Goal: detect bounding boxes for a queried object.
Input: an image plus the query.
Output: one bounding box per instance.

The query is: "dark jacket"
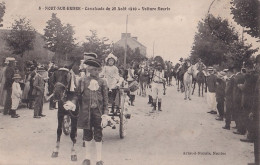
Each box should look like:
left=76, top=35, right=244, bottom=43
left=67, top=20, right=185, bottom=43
left=215, top=78, right=226, bottom=102
left=233, top=72, right=245, bottom=105
left=77, top=75, right=108, bottom=129
left=4, top=66, right=15, bottom=88
left=207, top=74, right=217, bottom=93
left=32, top=74, right=45, bottom=96
left=240, top=72, right=258, bottom=111
left=225, top=76, right=234, bottom=110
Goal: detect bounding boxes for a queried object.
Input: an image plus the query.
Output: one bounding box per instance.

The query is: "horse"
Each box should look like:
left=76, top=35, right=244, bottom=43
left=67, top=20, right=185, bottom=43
left=176, top=62, right=188, bottom=92
left=183, top=65, right=194, bottom=100
left=164, top=66, right=173, bottom=86
left=51, top=68, right=79, bottom=162
left=138, top=66, right=149, bottom=97
left=191, top=69, right=206, bottom=97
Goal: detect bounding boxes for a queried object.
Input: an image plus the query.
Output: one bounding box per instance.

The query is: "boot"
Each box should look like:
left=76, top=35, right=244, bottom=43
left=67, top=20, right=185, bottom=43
left=130, top=95, right=135, bottom=106
left=11, top=110, right=19, bottom=118
left=82, top=159, right=90, bottom=165
left=158, top=102, right=162, bottom=111
left=150, top=102, right=156, bottom=113
left=222, top=125, right=230, bottom=130
left=148, top=95, right=152, bottom=104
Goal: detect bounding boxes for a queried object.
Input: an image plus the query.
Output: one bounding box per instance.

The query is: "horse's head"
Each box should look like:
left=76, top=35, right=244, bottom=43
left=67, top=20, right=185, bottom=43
left=53, top=82, right=67, bottom=102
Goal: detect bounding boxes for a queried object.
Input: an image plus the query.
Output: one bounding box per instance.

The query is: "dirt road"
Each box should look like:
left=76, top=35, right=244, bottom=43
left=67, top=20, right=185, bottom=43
left=0, top=84, right=254, bottom=165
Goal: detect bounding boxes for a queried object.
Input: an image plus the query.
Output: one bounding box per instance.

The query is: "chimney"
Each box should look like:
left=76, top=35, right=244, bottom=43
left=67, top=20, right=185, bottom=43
left=132, top=37, right=138, bottom=40
left=121, top=33, right=131, bottom=39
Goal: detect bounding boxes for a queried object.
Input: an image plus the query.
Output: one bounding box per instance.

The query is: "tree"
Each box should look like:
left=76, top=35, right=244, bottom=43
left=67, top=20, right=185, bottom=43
left=224, top=40, right=258, bottom=69
left=43, top=13, right=76, bottom=62
left=4, top=17, right=36, bottom=57
left=82, top=30, right=111, bottom=60
left=114, top=46, right=147, bottom=68
left=231, top=0, right=260, bottom=38
left=190, top=14, right=257, bottom=68
left=0, top=2, right=5, bottom=27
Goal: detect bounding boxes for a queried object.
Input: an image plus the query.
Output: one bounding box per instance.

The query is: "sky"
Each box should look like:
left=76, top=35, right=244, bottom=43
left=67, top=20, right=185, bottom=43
left=2, top=0, right=259, bottom=64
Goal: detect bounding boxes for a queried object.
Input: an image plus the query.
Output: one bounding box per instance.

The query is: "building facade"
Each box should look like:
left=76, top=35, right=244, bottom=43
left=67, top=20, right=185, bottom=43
left=115, top=33, right=147, bottom=57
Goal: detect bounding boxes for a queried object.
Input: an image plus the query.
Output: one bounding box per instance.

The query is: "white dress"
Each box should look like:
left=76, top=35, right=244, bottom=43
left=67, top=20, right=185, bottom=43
left=11, top=82, right=22, bottom=110
left=101, top=65, right=120, bottom=90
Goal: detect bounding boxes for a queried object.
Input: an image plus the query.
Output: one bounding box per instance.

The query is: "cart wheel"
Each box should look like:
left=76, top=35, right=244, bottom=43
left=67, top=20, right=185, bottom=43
left=62, top=115, right=71, bottom=136
left=119, top=91, right=127, bottom=139
left=119, top=111, right=127, bottom=138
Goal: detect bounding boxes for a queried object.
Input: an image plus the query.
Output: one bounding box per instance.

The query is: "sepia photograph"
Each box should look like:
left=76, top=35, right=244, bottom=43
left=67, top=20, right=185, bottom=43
left=0, top=0, right=259, bottom=165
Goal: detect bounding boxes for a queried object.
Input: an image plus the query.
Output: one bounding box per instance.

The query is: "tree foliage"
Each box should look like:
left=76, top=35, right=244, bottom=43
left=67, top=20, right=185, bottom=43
left=113, top=46, right=147, bottom=68
left=231, top=0, right=260, bottom=38
left=82, top=30, right=111, bottom=60
left=190, top=14, right=257, bottom=69
left=4, top=17, right=36, bottom=57
left=0, top=2, right=5, bottom=27
left=43, top=13, right=76, bottom=61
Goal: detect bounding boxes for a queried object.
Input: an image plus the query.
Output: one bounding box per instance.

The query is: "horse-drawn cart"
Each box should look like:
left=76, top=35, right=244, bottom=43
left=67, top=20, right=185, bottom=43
left=62, top=86, right=131, bottom=139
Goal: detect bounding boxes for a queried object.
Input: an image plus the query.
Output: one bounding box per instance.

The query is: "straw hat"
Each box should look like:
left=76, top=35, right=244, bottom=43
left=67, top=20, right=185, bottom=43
left=13, top=74, right=21, bottom=79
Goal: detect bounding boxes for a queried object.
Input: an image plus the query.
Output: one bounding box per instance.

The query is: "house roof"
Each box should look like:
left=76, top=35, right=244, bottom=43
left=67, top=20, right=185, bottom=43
left=115, top=37, right=146, bottom=48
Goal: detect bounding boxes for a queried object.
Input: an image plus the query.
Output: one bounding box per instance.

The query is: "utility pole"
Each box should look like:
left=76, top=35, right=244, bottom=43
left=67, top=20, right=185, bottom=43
left=153, top=41, right=154, bottom=58
left=124, top=15, right=128, bottom=69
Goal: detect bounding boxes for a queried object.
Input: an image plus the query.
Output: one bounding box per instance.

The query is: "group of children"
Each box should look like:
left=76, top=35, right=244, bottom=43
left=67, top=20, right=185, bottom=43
left=78, top=52, right=130, bottom=165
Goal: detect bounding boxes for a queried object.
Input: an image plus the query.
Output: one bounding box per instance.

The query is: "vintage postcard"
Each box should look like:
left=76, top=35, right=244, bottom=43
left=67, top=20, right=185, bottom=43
left=0, top=0, right=259, bottom=165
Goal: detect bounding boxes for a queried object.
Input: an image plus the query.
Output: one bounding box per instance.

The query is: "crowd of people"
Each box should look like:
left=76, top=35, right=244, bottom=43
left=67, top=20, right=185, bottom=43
left=205, top=55, right=260, bottom=164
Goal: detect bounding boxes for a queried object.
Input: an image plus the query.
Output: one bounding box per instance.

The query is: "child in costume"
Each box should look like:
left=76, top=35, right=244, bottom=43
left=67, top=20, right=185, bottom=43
left=100, top=53, right=120, bottom=112
left=77, top=58, right=109, bottom=165
left=10, top=74, right=22, bottom=118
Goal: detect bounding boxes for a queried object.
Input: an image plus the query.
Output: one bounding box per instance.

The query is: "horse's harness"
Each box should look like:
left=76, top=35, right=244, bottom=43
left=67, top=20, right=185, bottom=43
left=54, top=82, right=79, bottom=118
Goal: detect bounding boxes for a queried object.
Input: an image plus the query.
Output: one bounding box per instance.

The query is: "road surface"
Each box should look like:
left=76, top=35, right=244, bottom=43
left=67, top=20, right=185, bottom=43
left=0, top=83, right=254, bottom=165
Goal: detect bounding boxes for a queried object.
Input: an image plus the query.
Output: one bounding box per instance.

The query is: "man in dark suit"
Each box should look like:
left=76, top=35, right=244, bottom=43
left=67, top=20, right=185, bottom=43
left=232, top=66, right=246, bottom=135
left=3, top=58, right=15, bottom=115
left=223, top=68, right=234, bottom=130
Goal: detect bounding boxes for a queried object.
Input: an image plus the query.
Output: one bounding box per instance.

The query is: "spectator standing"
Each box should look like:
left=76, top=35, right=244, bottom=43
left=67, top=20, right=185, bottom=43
left=206, top=67, right=217, bottom=114
left=232, top=66, right=246, bottom=135
left=3, top=58, right=16, bottom=115
left=222, top=68, right=235, bottom=130
left=239, top=69, right=258, bottom=142
left=251, top=55, right=260, bottom=164
left=32, top=66, right=46, bottom=118
left=0, top=58, right=9, bottom=107
left=10, top=74, right=22, bottom=118
left=215, top=71, right=226, bottom=121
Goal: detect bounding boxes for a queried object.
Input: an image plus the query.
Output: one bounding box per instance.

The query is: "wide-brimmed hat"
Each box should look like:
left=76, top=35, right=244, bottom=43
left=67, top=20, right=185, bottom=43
left=13, top=74, right=21, bottom=79
left=105, top=53, right=117, bottom=63
left=84, top=52, right=98, bottom=59
left=5, top=57, right=16, bottom=64
left=84, top=59, right=101, bottom=68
